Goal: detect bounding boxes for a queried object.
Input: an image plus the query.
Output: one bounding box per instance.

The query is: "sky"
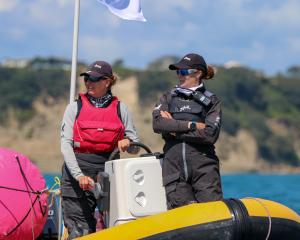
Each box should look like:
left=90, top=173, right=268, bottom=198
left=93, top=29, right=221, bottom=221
left=0, top=0, right=300, bottom=75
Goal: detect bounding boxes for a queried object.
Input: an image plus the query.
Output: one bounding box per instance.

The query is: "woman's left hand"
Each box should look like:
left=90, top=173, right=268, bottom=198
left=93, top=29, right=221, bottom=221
left=118, top=139, right=131, bottom=152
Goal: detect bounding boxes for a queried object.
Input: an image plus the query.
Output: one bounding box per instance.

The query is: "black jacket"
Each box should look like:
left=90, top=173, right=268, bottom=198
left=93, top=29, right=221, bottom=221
left=152, top=86, right=222, bottom=146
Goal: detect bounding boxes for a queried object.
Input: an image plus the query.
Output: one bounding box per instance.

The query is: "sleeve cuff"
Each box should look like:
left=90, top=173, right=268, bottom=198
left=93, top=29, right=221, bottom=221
left=75, top=173, right=84, bottom=181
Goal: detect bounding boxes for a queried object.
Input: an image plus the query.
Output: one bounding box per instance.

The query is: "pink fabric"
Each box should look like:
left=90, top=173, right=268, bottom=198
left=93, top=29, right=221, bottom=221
left=0, top=148, right=48, bottom=240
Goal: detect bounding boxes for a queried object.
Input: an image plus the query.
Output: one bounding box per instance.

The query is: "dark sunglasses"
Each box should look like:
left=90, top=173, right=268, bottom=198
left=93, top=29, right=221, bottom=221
left=84, top=75, right=108, bottom=82
left=176, top=69, right=198, bottom=76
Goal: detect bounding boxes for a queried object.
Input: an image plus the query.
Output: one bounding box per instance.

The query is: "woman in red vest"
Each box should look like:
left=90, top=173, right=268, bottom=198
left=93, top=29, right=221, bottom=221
left=60, top=60, right=139, bottom=239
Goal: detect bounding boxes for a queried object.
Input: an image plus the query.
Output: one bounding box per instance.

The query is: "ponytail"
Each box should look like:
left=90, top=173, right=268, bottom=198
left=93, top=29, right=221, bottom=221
left=203, top=65, right=215, bottom=80
left=107, top=74, right=118, bottom=88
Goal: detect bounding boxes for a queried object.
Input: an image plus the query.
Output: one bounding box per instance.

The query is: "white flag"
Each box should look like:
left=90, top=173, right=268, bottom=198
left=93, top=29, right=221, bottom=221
left=97, top=0, right=146, bottom=22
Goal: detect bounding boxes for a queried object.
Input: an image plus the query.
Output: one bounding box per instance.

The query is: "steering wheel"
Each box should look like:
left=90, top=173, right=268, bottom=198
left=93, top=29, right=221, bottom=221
left=108, top=142, right=153, bottom=161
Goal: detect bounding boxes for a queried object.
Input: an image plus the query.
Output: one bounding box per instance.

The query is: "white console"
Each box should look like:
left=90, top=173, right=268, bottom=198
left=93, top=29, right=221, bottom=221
left=105, top=156, right=167, bottom=227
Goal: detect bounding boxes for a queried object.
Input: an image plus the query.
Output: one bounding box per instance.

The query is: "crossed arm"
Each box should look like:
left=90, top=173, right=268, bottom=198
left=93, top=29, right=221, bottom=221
left=152, top=94, right=221, bottom=145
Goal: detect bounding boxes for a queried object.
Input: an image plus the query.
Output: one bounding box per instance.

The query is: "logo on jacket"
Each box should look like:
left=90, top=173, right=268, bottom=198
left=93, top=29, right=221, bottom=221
left=179, top=105, right=191, bottom=112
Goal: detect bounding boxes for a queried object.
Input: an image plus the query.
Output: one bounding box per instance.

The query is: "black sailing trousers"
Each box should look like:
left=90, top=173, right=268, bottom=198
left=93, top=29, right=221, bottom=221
left=61, top=153, right=107, bottom=239
left=162, top=142, right=223, bottom=209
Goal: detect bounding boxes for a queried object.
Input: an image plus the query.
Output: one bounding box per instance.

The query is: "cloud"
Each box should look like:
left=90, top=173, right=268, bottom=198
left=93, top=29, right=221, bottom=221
left=0, top=0, right=19, bottom=12
left=1, top=0, right=299, bottom=74
left=142, top=0, right=201, bottom=22
left=183, top=22, right=199, bottom=33
left=79, top=35, right=123, bottom=63
left=7, top=28, right=26, bottom=41
left=247, top=41, right=267, bottom=61
left=26, top=1, right=72, bottom=28
left=57, top=0, right=71, bottom=8
left=143, top=0, right=197, bottom=13
left=287, top=37, right=300, bottom=52
left=257, top=0, right=300, bottom=29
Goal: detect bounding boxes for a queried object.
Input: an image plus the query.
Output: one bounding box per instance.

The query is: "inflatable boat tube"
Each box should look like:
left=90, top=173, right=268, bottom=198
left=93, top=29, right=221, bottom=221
left=77, top=198, right=300, bottom=240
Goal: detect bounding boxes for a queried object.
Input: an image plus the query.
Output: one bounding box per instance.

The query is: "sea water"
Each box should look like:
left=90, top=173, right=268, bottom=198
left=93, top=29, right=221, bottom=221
left=45, top=173, right=300, bottom=214
left=222, top=173, right=300, bottom=214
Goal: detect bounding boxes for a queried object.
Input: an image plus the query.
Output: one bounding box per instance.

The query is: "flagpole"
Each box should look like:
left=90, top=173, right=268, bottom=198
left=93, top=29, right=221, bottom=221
left=69, top=0, right=80, bottom=103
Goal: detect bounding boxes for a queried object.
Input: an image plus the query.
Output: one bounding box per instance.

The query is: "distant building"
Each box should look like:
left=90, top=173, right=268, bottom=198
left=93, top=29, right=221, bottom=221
left=224, top=60, right=242, bottom=69
left=0, top=57, right=77, bottom=70
left=2, top=58, right=29, bottom=68
left=29, top=57, right=72, bottom=70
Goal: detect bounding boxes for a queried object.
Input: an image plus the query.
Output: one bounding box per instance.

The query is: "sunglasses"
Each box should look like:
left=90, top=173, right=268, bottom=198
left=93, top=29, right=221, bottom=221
left=176, top=69, right=198, bottom=76
left=84, top=75, right=108, bottom=82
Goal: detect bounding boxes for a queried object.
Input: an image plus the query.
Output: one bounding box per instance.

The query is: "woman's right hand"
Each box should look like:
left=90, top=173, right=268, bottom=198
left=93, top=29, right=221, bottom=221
left=78, top=176, right=95, bottom=190
left=160, top=111, right=173, bottom=119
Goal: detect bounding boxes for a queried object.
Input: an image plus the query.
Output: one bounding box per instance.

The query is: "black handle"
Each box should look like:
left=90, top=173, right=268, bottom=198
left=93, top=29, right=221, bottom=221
left=108, top=142, right=152, bottom=161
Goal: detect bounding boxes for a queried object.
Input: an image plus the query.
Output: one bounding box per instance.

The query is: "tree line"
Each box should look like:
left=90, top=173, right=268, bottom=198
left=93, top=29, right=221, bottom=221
left=0, top=57, right=299, bottom=166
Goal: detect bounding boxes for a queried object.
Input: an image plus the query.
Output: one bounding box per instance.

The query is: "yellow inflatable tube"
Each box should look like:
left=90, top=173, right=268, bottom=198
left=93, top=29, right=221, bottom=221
left=77, top=198, right=300, bottom=240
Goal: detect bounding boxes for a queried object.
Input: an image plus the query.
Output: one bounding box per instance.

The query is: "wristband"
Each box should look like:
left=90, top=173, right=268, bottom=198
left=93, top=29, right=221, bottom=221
left=189, top=121, right=197, bottom=131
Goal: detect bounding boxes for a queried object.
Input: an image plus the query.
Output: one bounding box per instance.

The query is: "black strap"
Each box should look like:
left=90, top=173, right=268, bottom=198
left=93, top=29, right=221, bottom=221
left=0, top=186, right=41, bottom=194
left=3, top=156, right=47, bottom=237
left=192, top=91, right=212, bottom=106
left=6, top=196, right=39, bottom=236
left=117, top=101, right=122, bottom=121
left=76, top=97, right=83, bottom=119
left=15, top=156, right=47, bottom=218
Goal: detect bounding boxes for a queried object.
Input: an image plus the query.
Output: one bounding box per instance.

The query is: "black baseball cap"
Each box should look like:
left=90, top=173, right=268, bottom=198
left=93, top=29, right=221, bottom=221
left=80, top=61, right=113, bottom=78
left=169, top=53, right=208, bottom=75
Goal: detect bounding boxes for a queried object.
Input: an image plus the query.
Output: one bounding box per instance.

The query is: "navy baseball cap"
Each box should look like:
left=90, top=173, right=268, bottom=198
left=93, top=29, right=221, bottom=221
left=80, top=61, right=113, bottom=78
left=169, top=53, right=208, bottom=76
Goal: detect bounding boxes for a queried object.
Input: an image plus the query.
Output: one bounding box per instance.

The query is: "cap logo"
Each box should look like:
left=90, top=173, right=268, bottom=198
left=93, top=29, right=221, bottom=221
left=94, top=64, right=102, bottom=69
left=183, top=57, right=191, bottom=61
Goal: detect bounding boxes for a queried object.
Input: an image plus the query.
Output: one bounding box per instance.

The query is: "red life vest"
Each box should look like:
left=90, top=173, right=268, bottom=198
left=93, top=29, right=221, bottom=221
left=73, top=93, right=125, bottom=153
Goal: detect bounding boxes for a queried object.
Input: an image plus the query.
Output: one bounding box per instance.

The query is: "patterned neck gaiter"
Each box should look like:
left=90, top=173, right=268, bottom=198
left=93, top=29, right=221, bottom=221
left=86, top=91, right=113, bottom=108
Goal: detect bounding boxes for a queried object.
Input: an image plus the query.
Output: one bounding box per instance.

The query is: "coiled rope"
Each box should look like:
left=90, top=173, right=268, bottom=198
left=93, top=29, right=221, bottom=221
left=47, top=176, right=61, bottom=208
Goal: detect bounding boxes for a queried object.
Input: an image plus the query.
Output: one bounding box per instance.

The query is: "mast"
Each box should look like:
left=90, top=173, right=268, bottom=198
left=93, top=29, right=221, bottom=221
left=69, top=0, right=80, bottom=103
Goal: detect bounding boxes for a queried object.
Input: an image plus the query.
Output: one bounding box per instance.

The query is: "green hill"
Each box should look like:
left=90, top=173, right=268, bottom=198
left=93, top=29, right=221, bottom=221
left=0, top=56, right=299, bottom=167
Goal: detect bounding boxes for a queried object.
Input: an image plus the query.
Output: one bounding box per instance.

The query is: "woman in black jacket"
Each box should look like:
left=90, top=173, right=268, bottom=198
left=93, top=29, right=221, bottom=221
left=152, top=53, right=223, bottom=209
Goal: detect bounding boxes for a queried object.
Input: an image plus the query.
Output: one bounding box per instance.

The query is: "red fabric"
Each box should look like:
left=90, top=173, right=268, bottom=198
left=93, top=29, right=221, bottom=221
left=0, top=148, right=48, bottom=240
left=73, top=93, right=125, bottom=153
